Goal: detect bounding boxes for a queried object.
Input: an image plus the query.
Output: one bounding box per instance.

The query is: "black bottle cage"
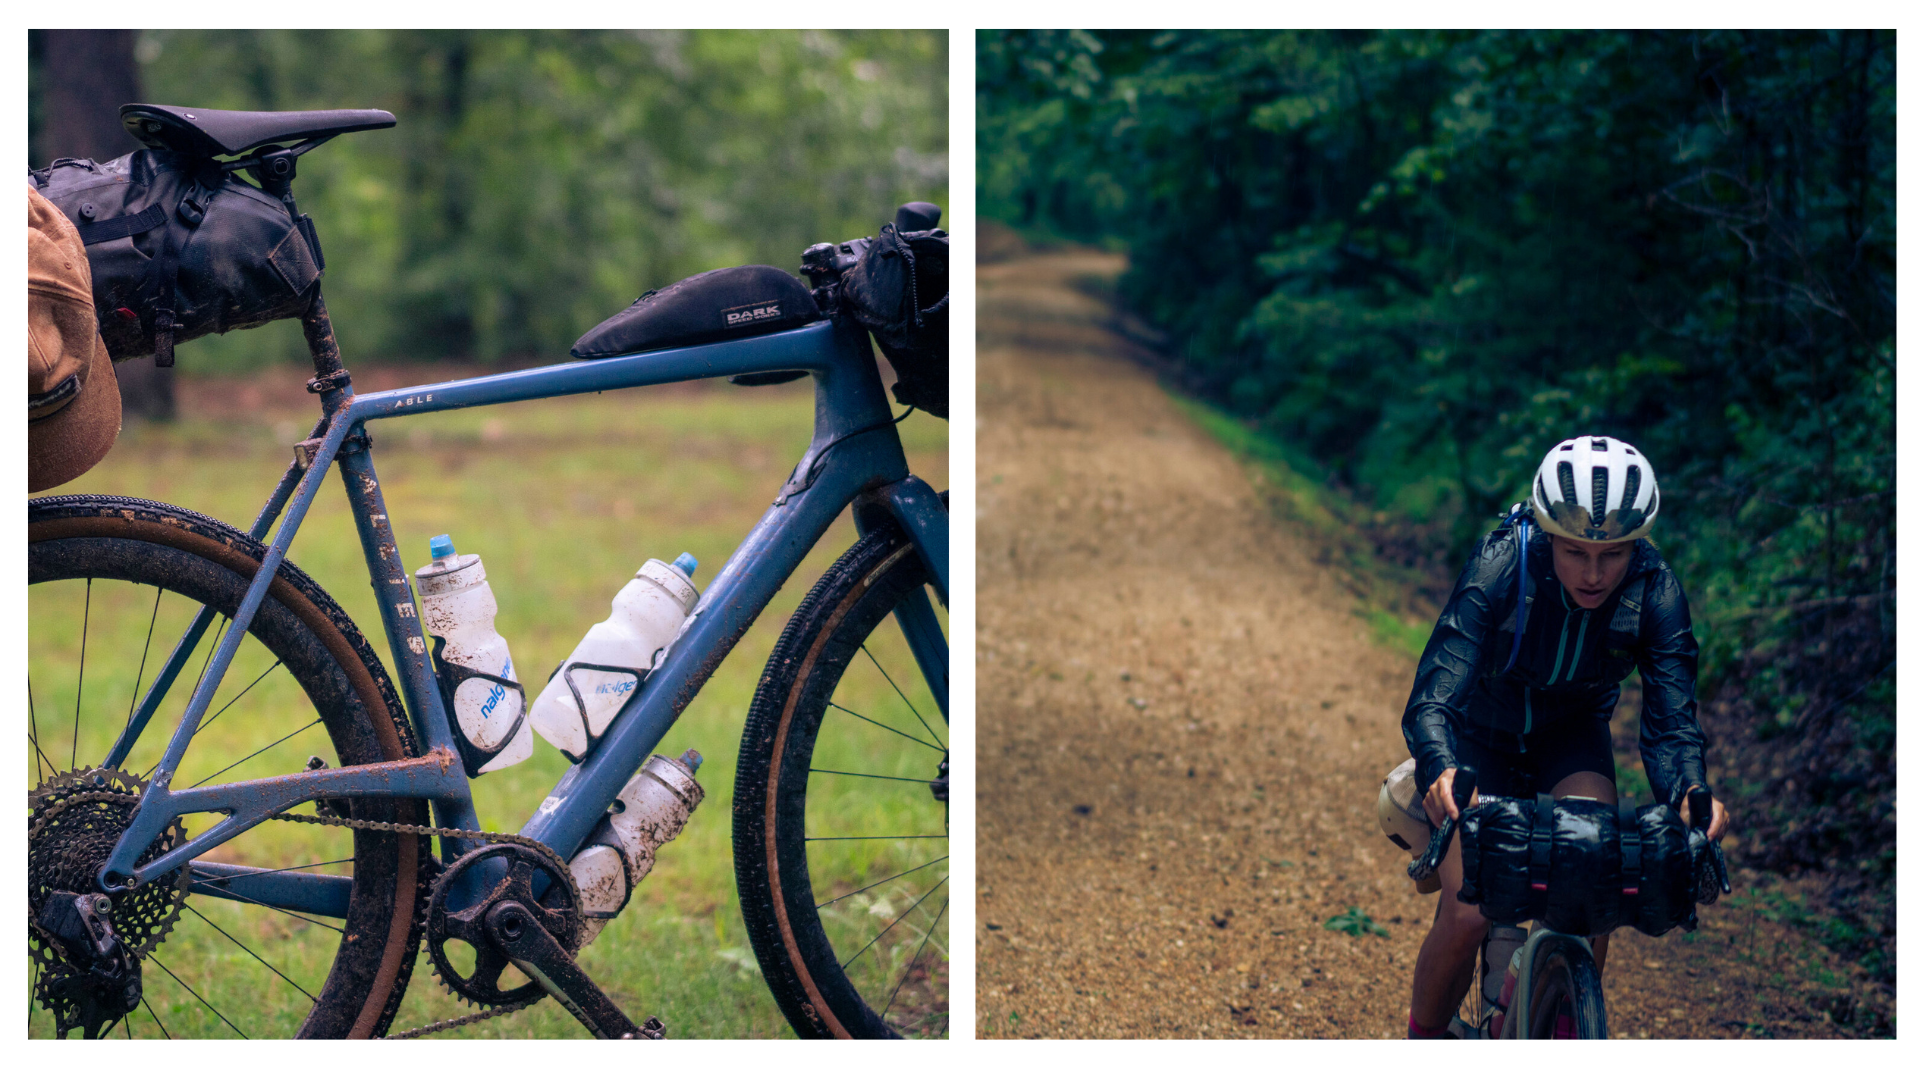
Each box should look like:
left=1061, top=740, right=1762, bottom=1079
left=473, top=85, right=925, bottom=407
left=430, top=637, right=529, bottom=778
left=550, top=660, right=651, bottom=765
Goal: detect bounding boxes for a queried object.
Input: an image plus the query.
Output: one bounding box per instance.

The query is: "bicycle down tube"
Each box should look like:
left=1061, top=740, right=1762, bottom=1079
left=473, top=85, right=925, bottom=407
left=97, top=313, right=946, bottom=901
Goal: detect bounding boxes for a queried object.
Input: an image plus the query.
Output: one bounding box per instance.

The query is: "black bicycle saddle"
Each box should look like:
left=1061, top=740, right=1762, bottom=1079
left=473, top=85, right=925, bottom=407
left=120, top=104, right=396, bottom=158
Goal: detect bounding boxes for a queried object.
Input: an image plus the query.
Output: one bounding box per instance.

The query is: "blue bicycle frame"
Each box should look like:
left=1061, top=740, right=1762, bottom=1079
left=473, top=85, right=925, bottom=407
left=95, top=302, right=948, bottom=919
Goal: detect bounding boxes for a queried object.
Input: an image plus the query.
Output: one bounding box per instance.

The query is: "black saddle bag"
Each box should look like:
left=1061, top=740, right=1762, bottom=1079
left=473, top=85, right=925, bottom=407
left=29, top=149, right=325, bottom=366
left=1458, top=794, right=1701, bottom=937
left=839, top=223, right=948, bottom=419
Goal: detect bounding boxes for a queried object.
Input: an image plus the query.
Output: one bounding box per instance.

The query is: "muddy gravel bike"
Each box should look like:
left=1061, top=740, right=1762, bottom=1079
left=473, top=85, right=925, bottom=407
left=1411, top=771, right=1728, bottom=1039
left=29, top=105, right=948, bottom=1040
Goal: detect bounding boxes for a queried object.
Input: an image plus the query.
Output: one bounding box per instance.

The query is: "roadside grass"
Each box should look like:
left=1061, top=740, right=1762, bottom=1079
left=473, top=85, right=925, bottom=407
left=28, top=368, right=946, bottom=1039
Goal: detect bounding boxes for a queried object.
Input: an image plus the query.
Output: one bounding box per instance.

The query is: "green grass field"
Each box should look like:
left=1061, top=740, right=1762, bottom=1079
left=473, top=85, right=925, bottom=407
left=28, top=368, right=947, bottom=1039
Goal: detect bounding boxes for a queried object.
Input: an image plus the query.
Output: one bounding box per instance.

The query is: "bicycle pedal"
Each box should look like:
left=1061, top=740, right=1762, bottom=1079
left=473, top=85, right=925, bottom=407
left=622, top=1016, right=666, bottom=1040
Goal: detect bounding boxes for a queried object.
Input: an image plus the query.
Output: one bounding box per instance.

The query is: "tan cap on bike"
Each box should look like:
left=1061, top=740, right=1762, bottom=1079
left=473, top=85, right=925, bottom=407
left=28, top=185, right=121, bottom=492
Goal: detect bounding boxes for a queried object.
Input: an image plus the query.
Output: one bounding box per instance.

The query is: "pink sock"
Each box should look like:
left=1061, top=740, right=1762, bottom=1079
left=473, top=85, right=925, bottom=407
left=1408, top=1014, right=1449, bottom=1039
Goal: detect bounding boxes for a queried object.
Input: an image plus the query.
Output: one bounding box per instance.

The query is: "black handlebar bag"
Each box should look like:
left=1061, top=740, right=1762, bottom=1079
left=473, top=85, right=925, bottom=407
left=29, top=149, right=324, bottom=366
left=840, top=223, right=948, bottom=419
left=1458, top=794, right=1699, bottom=937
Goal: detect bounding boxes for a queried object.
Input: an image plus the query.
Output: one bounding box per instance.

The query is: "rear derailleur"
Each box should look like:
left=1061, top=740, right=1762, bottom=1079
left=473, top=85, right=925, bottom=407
left=426, top=841, right=664, bottom=1039
left=35, top=891, right=143, bottom=1039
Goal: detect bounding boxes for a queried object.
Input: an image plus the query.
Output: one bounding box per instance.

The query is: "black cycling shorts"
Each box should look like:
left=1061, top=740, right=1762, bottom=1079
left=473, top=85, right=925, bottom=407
left=1455, top=720, right=1616, bottom=799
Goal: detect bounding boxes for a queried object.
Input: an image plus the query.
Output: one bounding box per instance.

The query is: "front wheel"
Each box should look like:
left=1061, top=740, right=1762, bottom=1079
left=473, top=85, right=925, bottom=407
left=1522, top=934, right=1608, bottom=1039
left=733, top=522, right=948, bottom=1038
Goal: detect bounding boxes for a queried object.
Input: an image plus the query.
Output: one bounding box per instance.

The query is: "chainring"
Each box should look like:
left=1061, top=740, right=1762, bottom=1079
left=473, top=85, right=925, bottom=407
left=425, top=841, right=583, bottom=1008
left=28, top=768, right=188, bottom=1032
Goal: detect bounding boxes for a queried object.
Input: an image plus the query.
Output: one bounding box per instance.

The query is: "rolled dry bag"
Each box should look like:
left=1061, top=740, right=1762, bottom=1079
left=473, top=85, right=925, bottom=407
left=29, top=149, right=324, bottom=366
left=839, top=223, right=948, bottom=418
left=1457, top=794, right=1698, bottom=938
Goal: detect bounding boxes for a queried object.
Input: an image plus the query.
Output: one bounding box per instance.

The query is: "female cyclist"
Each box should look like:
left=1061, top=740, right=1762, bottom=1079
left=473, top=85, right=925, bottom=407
left=1400, top=436, right=1730, bottom=1039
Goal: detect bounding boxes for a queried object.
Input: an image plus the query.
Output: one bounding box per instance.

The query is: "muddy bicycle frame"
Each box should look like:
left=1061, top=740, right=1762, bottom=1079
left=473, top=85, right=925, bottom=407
left=94, top=297, right=949, bottom=916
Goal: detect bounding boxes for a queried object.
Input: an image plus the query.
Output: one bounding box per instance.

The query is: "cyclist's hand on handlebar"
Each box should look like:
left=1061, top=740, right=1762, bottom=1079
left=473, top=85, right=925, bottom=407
left=1680, top=787, right=1731, bottom=842
left=1423, top=767, right=1477, bottom=828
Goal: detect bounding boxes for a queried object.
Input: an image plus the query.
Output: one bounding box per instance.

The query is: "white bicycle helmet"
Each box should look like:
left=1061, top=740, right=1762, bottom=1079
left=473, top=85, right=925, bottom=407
left=1529, top=435, right=1660, bottom=543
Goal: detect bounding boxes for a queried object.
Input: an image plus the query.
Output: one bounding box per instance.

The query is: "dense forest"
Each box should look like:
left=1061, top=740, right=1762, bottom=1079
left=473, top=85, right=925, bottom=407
left=981, top=29, right=1894, bottom=993
left=29, top=29, right=948, bottom=369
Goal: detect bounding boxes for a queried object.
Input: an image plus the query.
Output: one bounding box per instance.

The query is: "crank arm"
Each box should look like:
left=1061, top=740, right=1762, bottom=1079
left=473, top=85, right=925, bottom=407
left=484, top=901, right=663, bottom=1040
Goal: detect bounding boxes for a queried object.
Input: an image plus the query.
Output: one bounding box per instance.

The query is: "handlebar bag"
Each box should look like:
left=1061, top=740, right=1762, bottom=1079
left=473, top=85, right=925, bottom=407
left=570, top=264, right=821, bottom=360
left=29, top=149, right=325, bottom=367
left=1458, top=794, right=1698, bottom=937
left=839, top=224, right=948, bottom=419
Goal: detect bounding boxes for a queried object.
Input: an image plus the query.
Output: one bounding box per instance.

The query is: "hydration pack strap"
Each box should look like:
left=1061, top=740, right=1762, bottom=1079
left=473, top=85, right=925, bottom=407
left=1529, top=793, right=1554, bottom=894
left=1617, top=800, right=1642, bottom=904
left=1498, top=504, right=1536, bottom=676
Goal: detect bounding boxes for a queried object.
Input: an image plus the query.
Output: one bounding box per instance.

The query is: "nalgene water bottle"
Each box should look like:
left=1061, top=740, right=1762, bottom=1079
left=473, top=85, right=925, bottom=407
left=527, top=553, right=700, bottom=761
left=570, top=749, right=705, bottom=947
left=414, top=534, right=531, bottom=777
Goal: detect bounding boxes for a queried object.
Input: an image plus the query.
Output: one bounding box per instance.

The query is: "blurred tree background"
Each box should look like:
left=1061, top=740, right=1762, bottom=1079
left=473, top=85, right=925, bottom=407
left=29, top=29, right=948, bottom=371
left=981, top=29, right=1894, bottom=1000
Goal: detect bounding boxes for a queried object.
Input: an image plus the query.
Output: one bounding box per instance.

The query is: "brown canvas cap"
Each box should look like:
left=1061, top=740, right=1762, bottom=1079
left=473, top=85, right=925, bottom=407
left=29, top=184, right=121, bottom=492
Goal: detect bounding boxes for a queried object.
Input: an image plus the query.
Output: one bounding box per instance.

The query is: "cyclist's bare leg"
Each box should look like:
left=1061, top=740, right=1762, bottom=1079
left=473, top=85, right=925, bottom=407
left=1408, top=825, right=1488, bottom=1031
left=1551, top=770, right=1617, bottom=974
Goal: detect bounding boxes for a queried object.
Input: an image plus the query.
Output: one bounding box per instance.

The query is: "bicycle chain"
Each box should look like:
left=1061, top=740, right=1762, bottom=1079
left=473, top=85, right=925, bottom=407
left=28, top=776, right=569, bottom=1040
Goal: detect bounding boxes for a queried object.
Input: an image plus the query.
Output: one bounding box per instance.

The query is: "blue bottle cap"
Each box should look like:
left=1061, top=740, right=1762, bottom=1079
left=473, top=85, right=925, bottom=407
left=429, top=534, right=456, bottom=559
left=672, top=552, right=698, bottom=578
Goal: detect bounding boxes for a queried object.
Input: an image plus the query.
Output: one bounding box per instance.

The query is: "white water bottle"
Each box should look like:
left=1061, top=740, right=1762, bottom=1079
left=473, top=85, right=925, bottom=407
left=570, top=748, right=705, bottom=948
left=414, top=534, right=531, bottom=776
left=527, top=553, right=700, bottom=761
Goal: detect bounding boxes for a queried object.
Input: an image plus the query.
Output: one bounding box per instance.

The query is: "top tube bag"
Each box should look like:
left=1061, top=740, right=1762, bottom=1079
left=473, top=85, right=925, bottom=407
left=29, top=149, right=324, bottom=367
left=839, top=223, right=948, bottom=419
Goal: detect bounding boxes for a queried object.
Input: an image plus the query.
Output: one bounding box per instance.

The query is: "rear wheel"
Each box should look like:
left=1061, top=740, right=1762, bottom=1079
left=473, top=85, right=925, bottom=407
left=733, top=523, right=948, bottom=1038
left=28, top=496, right=426, bottom=1038
left=1523, top=934, right=1607, bottom=1039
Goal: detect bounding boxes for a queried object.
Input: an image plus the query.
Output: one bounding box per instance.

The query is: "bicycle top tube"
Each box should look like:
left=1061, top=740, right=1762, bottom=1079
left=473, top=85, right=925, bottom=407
left=343, top=319, right=872, bottom=428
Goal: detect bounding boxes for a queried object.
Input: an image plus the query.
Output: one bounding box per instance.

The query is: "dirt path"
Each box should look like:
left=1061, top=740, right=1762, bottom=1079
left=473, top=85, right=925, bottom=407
left=974, top=247, right=1871, bottom=1039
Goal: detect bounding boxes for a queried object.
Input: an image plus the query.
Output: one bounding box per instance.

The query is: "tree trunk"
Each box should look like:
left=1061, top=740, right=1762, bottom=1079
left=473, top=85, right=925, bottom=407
left=40, top=29, right=175, bottom=421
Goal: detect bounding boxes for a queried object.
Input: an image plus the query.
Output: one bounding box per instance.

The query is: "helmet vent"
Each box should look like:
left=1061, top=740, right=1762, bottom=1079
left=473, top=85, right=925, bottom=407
left=1590, top=466, right=1609, bottom=524
left=1537, top=476, right=1550, bottom=508
left=1556, top=461, right=1577, bottom=505
left=1624, top=446, right=1637, bottom=456
left=1591, top=437, right=1609, bottom=452
left=1620, top=465, right=1642, bottom=510
left=1561, top=442, right=1575, bottom=451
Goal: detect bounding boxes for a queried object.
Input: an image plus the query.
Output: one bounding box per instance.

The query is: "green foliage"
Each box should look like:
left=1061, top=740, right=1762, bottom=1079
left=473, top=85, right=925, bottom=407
left=1323, top=906, right=1389, bottom=938
left=67, top=30, right=947, bottom=369
left=982, top=31, right=1894, bottom=887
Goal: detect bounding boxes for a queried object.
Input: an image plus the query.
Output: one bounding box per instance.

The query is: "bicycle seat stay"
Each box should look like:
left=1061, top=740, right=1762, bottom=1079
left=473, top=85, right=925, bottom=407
left=120, top=103, right=396, bottom=158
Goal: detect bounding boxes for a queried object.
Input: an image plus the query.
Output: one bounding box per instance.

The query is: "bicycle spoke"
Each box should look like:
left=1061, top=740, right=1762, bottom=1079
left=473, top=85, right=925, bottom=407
left=147, top=953, right=249, bottom=1038
left=817, top=853, right=952, bottom=903
left=809, top=767, right=936, bottom=784
left=839, top=874, right=947, bottom=970
left=141, top=616, right=227, bottom=782
left=143, top=996, right=172, bottom=1039
left=197, top=857, right=354, bottom=883
left=73, top=577, right=90, bottom=770
left=193, top=715, right=323, bottom=788
left=827, top=700, right=943, bottom=752
left=120, top=587, right=165, bottom=747
left=808, top=833, right=946, bottom=841
left=184, top=905, right=317, bottom=1002
left=861, top=643, right=943, bottom=749
left=29, top=683, right=56, bottom=781
left=881, top=894, right=948, bottom=1022
left=193, top=659, right=284, bottom=739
